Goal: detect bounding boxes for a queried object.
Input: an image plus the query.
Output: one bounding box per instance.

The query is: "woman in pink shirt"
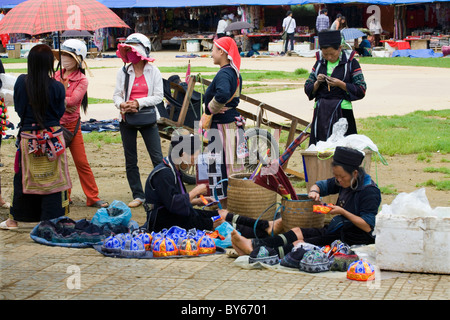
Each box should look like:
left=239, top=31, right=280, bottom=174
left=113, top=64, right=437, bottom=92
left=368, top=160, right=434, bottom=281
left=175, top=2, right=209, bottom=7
left=53, top=39, right=108, bottom=208
left=113, top=33, right=164, bottom=208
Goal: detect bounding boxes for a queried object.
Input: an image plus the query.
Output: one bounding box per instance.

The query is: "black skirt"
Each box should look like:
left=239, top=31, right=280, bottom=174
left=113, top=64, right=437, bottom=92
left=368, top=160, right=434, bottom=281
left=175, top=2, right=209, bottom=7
left=10, top=170, right=69, bottom=222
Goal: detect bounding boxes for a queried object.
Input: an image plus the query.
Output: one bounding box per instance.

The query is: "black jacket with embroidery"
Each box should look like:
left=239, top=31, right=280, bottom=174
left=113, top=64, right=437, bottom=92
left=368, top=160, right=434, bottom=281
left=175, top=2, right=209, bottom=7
left=304, top=50, right=367, bottom=103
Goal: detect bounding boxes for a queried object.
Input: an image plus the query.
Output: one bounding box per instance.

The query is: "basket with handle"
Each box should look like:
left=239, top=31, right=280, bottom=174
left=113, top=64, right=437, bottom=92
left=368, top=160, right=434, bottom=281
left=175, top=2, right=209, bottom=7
left=281, top=194, right=325, bottom=232
left=227, top=173, right=278, bottom=220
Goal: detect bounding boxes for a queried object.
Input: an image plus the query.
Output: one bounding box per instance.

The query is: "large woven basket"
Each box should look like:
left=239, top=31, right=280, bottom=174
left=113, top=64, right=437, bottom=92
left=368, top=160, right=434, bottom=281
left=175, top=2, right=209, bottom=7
left=281, top=194, right=325, bottom=232
left=227, top=173, right=278, bottom=220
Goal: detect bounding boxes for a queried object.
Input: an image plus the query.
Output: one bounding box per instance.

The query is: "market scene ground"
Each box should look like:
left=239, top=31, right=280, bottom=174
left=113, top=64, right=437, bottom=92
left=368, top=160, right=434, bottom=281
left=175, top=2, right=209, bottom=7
left=0, top=50, right=449, bottom=303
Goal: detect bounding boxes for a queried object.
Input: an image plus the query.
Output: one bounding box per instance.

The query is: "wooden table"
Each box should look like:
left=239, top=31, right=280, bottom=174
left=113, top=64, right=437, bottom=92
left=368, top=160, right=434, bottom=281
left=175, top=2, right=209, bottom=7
left=404, top=37, right=430, bottom=50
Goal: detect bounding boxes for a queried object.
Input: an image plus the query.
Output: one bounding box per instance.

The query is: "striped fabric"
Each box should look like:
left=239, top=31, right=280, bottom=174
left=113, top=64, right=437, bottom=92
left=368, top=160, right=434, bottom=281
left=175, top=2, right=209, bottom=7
left=0, top=0, right=129, bottom=35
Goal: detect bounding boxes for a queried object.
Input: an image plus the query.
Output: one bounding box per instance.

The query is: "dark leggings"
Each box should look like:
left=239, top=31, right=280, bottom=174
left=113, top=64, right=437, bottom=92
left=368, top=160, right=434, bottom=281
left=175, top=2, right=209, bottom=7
left=225, top=213, right=270, bottom=239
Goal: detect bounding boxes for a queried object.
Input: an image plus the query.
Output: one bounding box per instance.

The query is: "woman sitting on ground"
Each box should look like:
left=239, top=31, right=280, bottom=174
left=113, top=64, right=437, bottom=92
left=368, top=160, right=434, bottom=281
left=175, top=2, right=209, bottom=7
left=143, top=130, right=282, bottom=236
left=231, top=146, right=381, bottom=257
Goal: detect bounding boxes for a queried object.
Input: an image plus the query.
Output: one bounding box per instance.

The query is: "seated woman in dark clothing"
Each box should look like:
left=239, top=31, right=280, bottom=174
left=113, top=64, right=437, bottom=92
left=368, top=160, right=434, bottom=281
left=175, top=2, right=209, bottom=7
left=143, top=130, right=281, bottom=235
left=230, top=146, right=381, bottom=257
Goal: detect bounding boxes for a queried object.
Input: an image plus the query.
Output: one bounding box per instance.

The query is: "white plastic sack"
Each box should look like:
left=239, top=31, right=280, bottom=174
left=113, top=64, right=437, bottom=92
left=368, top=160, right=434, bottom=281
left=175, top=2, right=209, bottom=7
left=306, top=117, right=379, bottom=154
left=0, top=74, right=18, bottom=106
left=0, top=73, right=17, bottom=91
left=307, top=118, right=348, bottom=152
left=380, top=188, right=433, bottom=218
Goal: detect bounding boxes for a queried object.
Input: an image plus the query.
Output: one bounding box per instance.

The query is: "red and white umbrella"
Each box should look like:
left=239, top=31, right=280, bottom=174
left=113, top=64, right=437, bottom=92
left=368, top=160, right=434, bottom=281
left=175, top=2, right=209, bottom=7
left=0, top=0, right=129, bottom=35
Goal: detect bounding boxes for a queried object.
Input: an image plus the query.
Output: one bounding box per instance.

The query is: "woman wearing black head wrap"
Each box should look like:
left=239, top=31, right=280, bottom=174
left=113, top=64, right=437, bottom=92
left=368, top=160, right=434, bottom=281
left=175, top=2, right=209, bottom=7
left=304, top=30, right=367, bottom=146
left=231, top=147, right=381, bottom=257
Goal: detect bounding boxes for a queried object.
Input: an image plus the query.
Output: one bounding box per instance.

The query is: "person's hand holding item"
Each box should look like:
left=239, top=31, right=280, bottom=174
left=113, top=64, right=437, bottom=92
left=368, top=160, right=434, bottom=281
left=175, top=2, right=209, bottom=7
left=189, top=184, right=208, bottom=202
left=308, top=186, right=321, bottom=201
left=326, top=76, right=347, bottom=91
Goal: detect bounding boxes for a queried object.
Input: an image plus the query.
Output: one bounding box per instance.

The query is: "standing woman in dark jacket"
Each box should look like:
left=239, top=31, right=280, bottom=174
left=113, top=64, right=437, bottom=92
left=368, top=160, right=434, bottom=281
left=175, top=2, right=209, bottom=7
left=0, top=44, right=70, bottom=230
left=201, top=36, right=245, bottom=202
left=304, top=30, right=367, bottom=145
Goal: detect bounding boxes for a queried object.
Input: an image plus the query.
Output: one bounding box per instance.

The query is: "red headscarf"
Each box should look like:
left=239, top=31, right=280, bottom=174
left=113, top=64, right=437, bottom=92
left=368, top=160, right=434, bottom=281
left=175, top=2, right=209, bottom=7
left=213, top=36, right=241, bottom=76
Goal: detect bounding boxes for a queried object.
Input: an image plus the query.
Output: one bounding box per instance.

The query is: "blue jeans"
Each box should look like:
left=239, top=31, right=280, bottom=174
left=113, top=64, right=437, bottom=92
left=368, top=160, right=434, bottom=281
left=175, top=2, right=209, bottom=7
left=120, top=121, right=163, bottom=200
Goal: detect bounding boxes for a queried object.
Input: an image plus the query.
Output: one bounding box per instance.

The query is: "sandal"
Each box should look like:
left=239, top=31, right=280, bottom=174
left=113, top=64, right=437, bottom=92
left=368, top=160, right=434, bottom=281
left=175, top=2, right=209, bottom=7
left=128, top=199, right=143, bottom=208
left=89, top=200, right=109, bottom=208
left=0, top=202, right=11, bottom=209
left=0, top=220, right=18, bottom=230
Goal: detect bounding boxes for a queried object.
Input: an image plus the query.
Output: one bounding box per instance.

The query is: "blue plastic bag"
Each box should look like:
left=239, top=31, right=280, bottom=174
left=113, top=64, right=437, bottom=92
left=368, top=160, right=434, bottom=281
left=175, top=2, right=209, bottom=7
left=213, top=221, right=240, bottom=248
left=91, top=200, right=132, bottom=227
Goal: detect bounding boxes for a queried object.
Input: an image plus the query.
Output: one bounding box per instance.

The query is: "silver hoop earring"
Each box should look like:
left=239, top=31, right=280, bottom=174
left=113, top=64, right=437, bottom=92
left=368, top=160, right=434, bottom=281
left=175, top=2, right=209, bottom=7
left=350, top=177, right=358, bottom=190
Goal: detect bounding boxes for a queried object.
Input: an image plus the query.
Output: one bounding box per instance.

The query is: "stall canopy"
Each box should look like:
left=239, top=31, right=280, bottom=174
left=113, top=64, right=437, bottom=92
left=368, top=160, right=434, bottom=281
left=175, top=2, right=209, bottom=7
left=1, top=0, right=449, bottom=8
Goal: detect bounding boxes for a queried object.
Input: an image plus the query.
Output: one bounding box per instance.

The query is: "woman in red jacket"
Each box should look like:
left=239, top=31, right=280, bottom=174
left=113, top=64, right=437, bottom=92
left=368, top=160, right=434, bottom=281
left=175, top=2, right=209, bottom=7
left=53, top=39, right=108, bottom=208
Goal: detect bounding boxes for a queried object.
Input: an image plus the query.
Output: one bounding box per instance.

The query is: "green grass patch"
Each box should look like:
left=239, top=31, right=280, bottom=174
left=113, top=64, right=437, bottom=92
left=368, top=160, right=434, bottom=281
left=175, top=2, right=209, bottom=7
left=357, top=109, right=450, bottom=156
left=416, top=179, right=450, bottom=191
left=3, top=68, right=27, bottom=74
left=424, top=167, right=450, bottom=175
left=1, top=58, right=26, bottom=64
left=82, top=131, right=122, bottom=145
left=160, top=65, right=309, bottom=82
left=358, top=57, right=450, bottom=68
left=379, top=184, right=398, bottom=195
left=88, top=97, right=114, bottom=104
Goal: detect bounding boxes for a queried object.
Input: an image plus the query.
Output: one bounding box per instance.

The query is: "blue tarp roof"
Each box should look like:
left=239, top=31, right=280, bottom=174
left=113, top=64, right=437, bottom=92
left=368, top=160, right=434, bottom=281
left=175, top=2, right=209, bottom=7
left=102, top=0, right=450, bottom=7
left=1, top=0, right=449, bottom=9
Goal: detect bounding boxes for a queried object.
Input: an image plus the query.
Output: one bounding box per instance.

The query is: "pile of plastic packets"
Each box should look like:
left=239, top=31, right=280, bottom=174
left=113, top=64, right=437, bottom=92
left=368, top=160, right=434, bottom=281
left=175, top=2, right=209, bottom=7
left=100, top=226, right=221, bottom=258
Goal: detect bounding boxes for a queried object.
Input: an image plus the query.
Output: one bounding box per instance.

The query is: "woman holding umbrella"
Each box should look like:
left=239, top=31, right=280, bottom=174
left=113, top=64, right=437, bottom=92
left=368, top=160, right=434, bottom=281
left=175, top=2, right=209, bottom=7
left=53, top=39, right=109, bottom=208
left=1, top=44, right=69, bottom=230
left=230, top=147, right=381, bottom=257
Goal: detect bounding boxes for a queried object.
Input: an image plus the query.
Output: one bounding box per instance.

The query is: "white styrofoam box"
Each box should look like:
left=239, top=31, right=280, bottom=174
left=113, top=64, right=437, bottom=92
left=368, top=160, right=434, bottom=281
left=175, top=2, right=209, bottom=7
left=186, top=40, right=200, bottom=52
left=372, top=50, right=391, bottom=58
left=294, top=43, right=310, bottom=51
left=268, top=42, right=283, bottom=52
left=375, top=213, right=450, bottom=274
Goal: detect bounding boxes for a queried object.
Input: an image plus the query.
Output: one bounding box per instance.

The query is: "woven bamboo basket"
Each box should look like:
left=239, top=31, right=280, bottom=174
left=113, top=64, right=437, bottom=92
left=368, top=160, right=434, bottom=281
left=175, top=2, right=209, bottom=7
left=227, top=173, right=278, bottom=220
left=281, top=194, right=324, bottom=232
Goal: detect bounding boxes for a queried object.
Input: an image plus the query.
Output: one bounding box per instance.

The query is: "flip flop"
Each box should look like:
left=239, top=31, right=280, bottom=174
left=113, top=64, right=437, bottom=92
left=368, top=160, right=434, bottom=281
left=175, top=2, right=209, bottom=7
left=0, top=202, right=11, bottom=209
left=89, top=200, right=109, bottom=208
left=128, top=199, right=143, bottom=208
left=0, top=220, right=18, bottom=230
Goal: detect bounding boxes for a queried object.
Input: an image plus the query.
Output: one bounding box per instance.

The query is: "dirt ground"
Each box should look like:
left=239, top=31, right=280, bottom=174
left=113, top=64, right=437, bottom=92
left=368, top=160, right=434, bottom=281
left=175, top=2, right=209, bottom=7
left=1, top=51, right=449, bottom=225
left=1, top=135, right=448, bottom=226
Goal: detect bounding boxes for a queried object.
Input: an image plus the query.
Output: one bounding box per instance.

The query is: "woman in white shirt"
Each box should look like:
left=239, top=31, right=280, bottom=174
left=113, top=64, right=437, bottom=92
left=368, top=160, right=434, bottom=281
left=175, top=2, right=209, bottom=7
left=113, top=33, right=164, bottom=208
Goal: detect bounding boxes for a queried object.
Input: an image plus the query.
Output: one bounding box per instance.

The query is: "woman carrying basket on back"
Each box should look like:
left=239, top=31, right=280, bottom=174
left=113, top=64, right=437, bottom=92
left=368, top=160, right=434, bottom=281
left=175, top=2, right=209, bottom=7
left=1, top=44, right=70, bottom=230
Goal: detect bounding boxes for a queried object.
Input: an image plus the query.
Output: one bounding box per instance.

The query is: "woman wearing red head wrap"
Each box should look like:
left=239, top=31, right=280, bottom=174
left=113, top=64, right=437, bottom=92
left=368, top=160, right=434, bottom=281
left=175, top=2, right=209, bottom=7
left=202, top=37, right=246, bottom=202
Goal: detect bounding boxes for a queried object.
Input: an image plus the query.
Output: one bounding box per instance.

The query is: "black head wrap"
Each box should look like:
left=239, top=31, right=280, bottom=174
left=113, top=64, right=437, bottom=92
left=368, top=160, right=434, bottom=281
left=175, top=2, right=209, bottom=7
left=318, top=30, right=342, bottom=48
left=333, top=146, right=364, bottom=169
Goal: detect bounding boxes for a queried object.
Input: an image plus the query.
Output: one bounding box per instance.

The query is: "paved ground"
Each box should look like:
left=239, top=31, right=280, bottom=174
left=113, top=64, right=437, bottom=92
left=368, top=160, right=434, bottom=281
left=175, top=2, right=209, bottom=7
left=1, top=226, right=448, bottom=305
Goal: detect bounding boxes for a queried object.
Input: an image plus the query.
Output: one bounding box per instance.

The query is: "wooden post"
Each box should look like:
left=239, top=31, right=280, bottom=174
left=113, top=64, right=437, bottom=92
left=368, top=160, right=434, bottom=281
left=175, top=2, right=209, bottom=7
left=176, top=75, right=196, bottom=128
left=282, top=118, right=298, bottom=169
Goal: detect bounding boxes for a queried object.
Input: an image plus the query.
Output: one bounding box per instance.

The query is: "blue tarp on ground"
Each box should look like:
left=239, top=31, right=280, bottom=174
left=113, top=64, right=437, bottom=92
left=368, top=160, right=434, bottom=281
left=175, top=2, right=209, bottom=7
left=392, top=48, right=444, bottom=58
